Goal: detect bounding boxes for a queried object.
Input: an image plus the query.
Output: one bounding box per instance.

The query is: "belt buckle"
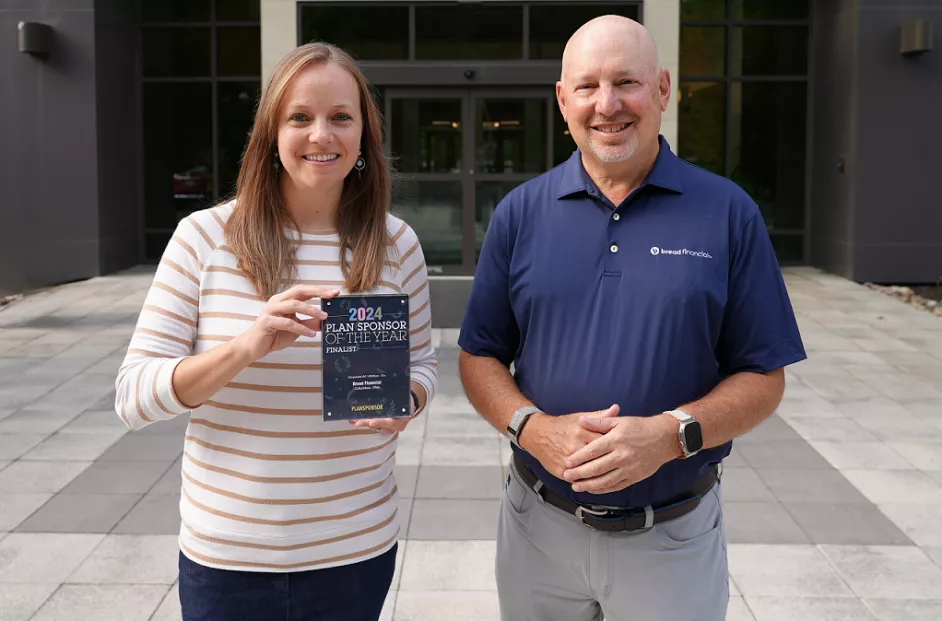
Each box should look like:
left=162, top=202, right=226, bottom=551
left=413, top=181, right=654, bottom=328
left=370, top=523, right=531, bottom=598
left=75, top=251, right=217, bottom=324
left=574, top=505, right=613, bottom=527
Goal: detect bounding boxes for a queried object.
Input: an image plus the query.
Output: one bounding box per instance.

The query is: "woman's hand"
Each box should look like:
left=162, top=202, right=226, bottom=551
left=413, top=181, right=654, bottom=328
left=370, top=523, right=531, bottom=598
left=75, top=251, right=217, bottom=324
left=231, top=285, right=339, bottom=362
left=351, top=387, right=423, bottom=435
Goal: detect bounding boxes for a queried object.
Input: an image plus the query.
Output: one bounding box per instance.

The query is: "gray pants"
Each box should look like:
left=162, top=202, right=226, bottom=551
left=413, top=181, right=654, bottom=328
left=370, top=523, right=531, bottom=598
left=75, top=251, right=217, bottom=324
left=496, top=459, right=729, bottom=621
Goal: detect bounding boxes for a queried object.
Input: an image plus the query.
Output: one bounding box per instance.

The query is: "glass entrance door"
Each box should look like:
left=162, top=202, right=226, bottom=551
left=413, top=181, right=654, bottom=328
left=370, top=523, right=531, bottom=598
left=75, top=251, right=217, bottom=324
left=385, top=88, right=554, bottom=274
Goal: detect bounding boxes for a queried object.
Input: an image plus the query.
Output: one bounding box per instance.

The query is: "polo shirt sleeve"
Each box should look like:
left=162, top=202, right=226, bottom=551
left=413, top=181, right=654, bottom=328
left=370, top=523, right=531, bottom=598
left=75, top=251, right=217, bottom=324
left=457, top=195, right=520, bottom=367
left=717, top=198, right=807, bottom=376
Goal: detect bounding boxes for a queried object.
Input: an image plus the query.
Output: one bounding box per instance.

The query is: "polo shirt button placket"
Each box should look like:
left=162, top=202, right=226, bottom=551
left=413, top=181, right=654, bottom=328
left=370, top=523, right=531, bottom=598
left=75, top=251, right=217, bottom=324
left=610, top=243, right=619, bottom=253
left=612, top=213, right=620, bottom=221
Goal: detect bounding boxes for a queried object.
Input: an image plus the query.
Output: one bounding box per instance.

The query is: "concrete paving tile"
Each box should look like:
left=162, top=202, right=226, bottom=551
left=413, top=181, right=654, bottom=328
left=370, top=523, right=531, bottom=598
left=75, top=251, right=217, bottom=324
left=30, top=584, right=169, bottom=621
left=21, top=430, right=125, bottom=461
left=727, top=544, right=855, bottom=598
left=0, top=461, right=91, bottom=493
left=66, top=535, right=179, bottom=585
left=782, top=502, right=911, bottom=546
left=0, top=584, right=59, bottom=621
left=399, top=541, right=497, bottom=591
left=407, top=500, right=499, bottom=540
left=785, top=416, right=879, bottom=442
left=136, top=414, right=190, bottom=436
left=59, top=460, right=172, bottom=495
left=864, top=599, right=942, bottom=620
left=737, top=441, right=832, bottom=470
left=887, top=441, right=942, bottom=471
left=415, top=465, right=503, bottom=499
left=394, top=591, right=499, bottom=621
left=0, top=533, right=104, bottom=583
left=808, top=441, right=913, bottom=471
left=16, top=493, right=141, bottom=534
left=423, top=393, right=478, bottom=415
left=394, top=465, right=418, bottom=499
left=877, top=504, right=942, bottom=547
left=820, top=545, right=942, bottom=600
left=724, top=446, right=749, bottom=468
left=57, top=410, right=127, bottom=435
left=744, top=596, right=876, bottom=620
left=803, top=375, right=881, bottom=401
left=150, top=458, right=183, bottom=495
left=112, top=494, right=181, bottom=535
left=425, top=413, right=498, bottom=438
left=755, top=469, right=869, bottom=504
left=0, top=461, right=9, bottom=473
left=841, top=470, right=942, bottom=505
left=741, top=415, right=802, bottom=442
left=0, top=409, right=79, bottom=435
left=0, top=494, right=53, bottom=531
left=420, top=437, right=501, bottom=466
left=924, top=547, right=942, bottom=570
left=0, top=434, right=48, bottom=460
left=149, top=583, right=180, bottom=621
left=727, top=596, right=757, bottom=620
left=380, top=591, right=394, bottom=621
left=398, top=497, right=413, bottom=536
left=723, top=502, right=810, bottom=544
left=395, top=434, right=423, bottom=466
left=98, top=434, right=183, bottom=462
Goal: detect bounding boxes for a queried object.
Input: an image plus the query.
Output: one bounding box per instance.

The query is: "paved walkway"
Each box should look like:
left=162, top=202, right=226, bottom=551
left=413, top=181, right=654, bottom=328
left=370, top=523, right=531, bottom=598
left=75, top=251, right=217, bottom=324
left=1, top=266, right=941, bottom=620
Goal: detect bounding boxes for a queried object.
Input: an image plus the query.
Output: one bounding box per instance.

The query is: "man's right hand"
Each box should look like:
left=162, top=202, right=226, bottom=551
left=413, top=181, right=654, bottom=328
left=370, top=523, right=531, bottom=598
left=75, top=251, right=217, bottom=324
left=519, top=405, right=620, bottom=480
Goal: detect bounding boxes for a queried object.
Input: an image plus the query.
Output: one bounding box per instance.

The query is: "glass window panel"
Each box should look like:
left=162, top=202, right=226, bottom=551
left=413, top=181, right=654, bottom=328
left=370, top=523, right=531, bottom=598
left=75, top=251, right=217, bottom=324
left=678, top=82, right=725, bottom=175
left=553, top=106, right=576, bottom=167
left=416, top=5, right=523, bottom=60
left=731, top=26, right=808, bottom=76
left=143, top=83, right=214, bottom=231
left=529, top=3, right=640, bottom=60
left=680, top=27, right=725, bottom=76
left=681, top=0, right=725, bottom=20
left=476, top=99, right=546, bottom=174
left=218, top=82, right=260, bottom=199
left=391, top=99, right=463, bottom=173
left=299, top=6, right=408, bottom=60
left=143, top=27, right=211, bottom=77
left=217, top=27, right=261, bottom=76
left=771, top=234, right=804, bottom=263
left=391, top=182, right=463, bottom=266
left=476, top=181, right=522, bottom=261
left=729, top=82, right=806, bottom=232
left=143, top=0, right=210, bottom=22
left=731, top=0, right=809, bottom=20
left=216, top=0, right=260, bottom=21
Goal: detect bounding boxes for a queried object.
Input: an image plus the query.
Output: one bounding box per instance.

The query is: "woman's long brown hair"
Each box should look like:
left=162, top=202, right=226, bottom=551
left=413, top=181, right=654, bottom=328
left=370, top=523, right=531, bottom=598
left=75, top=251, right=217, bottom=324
left=225, top=42, right=391, bottom=299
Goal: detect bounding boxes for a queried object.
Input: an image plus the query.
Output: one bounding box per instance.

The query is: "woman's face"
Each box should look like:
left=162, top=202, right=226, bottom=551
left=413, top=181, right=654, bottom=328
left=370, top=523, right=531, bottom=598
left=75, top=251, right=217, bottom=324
left=276, top=62, right=363, bottom=193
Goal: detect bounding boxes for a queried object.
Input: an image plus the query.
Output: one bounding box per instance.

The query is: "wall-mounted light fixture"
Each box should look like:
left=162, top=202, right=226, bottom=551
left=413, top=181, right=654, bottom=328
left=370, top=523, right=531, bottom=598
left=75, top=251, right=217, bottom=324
left=17, top=22, right=53, bottom=57
left=900, top=19, right=933, bottom=56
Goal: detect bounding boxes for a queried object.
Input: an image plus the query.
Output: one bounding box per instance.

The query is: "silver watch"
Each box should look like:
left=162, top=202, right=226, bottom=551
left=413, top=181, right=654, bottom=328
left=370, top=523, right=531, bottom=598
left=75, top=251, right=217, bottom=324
left=507, top=405, right=542, bottom=448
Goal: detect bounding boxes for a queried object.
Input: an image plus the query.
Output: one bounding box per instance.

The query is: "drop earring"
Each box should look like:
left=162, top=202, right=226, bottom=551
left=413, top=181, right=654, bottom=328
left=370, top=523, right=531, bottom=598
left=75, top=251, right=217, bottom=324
left=354, top=155, right=366, bottom=177
left=273, top=151, right=281, bottom=171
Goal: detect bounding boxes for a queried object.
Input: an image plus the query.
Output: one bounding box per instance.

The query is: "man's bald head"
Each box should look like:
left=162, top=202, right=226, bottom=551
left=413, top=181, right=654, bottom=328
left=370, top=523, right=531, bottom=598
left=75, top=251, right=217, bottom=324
left=561, top=16, right=661, bottom=84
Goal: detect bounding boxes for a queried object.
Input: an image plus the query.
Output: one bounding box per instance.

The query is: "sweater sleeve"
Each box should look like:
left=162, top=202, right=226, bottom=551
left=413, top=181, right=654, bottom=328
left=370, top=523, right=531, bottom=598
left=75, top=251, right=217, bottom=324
left=397, top=225, right=439, bottom=410
left=114, top=214, right=211, bottom=429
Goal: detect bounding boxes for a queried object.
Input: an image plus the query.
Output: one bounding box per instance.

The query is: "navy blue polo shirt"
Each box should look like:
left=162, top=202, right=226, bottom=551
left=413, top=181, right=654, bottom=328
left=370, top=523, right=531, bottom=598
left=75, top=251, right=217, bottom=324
left=458, top=136, right=806, bottom=508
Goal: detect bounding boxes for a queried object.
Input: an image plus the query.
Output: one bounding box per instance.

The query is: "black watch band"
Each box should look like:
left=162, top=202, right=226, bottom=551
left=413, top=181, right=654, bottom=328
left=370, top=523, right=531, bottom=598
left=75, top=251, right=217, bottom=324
left=410, top=389, right=421, bottom=415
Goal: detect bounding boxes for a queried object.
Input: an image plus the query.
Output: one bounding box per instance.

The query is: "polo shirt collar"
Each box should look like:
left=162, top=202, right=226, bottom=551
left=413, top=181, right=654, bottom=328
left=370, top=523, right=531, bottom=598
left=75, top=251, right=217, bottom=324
left=557, top=134, right=684, bottom=199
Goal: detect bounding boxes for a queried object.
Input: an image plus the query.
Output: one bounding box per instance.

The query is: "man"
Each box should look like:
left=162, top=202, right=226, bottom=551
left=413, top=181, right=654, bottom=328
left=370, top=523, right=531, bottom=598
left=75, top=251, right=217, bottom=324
left=457, top=15, right=806, bottom=621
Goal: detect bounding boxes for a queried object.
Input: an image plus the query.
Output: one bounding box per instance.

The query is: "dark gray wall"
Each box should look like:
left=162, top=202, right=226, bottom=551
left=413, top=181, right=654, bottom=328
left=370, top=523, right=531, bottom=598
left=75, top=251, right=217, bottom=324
left=810, top=0, right=858, bottom=279
left=0, top=0, right=140, bottom=296
left=852, top=0, right=942, bottom=283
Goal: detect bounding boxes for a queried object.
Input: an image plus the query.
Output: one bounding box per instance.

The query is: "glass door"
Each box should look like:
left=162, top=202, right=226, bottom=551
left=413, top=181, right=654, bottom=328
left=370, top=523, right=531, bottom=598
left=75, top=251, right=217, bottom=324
left=385, top=88, right=554, bottom=274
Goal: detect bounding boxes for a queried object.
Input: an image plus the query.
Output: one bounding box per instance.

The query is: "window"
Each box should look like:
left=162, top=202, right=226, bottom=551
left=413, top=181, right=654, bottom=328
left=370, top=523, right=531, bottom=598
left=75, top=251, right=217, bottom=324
left=142, top=0, right=260, bottom=260
left=299, top=5, right=409, bottom=60
left=529, top=3, right=640, bottom=60
left=679, top=0, right=810, bottom=263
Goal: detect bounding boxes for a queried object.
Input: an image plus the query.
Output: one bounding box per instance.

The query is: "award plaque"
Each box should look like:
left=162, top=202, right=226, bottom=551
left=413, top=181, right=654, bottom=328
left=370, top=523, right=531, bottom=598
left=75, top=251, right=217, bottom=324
left=322, top=294, right=411, bottom=421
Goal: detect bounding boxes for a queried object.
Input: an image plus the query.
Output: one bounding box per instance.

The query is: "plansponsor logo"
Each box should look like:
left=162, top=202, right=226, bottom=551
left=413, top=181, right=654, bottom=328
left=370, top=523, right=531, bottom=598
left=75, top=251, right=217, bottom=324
left=650, top=247, right=713, bottom=259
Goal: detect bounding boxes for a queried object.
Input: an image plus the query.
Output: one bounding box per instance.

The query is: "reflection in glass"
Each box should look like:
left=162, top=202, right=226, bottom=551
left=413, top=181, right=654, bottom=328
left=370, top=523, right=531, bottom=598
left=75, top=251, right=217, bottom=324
left=476, top=182, right=521, bottom=260
left=731, top=0, right=809, bottom=20
left=476, top=99, right=545, bottom=174
left=681, top=0, right=725, bottom=20
left=217, top=27, right=261, bottom=76
left=143, top=0, right=210, bottom=22
left=416, top=5, right=523, bottom=60
left=553, top=107, right=576, bottom=166
left=680, top=27, right=725, bottom=76
left=143, top=28, right=211, bottom=77
left=678, top=82, right=725, bottom=175
left=731, top=27, right=809, bottom=76
left=218, top=82, right=260, bottom=199
left=529, top=3, right=640, bottom=59
left=729, top=82, right=806, bottom=231
left=299, top=6, right=409, bottom=60
left=391, top=99, right=463, bottom=173
left=217, top=0, right=261, bottom=21
left=143, top=83, right=213, bottom=232
left=391, top=182, right=463, bottom=266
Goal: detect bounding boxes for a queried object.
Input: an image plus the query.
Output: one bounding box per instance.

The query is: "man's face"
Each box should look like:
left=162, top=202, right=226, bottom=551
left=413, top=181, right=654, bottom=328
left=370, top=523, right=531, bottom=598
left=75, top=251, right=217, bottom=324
left=556, top=33, right=669, bottom=166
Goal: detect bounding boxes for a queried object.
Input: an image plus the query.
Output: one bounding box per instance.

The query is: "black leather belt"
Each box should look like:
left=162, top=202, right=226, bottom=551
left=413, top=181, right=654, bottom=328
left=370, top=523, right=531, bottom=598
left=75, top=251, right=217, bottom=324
left=511, top=454, right=720, bottom=532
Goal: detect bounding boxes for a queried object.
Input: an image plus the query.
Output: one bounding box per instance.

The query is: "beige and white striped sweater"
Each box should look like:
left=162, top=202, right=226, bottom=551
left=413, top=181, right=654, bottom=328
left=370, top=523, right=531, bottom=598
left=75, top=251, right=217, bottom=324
left=115, top=200, right=438, bottom=571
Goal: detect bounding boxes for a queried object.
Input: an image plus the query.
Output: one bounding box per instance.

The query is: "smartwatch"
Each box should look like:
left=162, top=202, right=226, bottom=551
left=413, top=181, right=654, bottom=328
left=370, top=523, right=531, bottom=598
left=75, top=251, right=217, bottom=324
left=666, top=409, right=703, bottom=458
left=507, top=405, right=542, bottom=448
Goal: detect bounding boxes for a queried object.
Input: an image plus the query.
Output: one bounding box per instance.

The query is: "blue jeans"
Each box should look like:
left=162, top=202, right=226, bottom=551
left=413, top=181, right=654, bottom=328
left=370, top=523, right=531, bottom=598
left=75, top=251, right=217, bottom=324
left=178, top=544, right=397, bottom=621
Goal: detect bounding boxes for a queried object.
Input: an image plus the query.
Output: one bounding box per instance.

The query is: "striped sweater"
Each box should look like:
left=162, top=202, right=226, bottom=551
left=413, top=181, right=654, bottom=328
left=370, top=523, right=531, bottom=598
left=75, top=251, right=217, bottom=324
left=115, top=200, right=438, bottom=571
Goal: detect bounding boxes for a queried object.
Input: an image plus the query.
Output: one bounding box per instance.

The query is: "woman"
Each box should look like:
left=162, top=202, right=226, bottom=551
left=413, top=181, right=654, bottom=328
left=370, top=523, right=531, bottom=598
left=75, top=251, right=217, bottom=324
left=115, top=42, right=437, bottom=620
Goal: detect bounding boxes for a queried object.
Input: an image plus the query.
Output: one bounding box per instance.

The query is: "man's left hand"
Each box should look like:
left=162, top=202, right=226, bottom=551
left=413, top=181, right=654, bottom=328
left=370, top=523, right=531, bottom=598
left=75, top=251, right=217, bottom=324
left=561, top=413, right=681, bottom=494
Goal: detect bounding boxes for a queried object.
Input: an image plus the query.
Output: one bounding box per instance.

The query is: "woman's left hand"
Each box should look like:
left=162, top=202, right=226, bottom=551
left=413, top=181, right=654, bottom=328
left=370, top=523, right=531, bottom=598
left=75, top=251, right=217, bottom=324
left=350, top=400, right=417, bottom=435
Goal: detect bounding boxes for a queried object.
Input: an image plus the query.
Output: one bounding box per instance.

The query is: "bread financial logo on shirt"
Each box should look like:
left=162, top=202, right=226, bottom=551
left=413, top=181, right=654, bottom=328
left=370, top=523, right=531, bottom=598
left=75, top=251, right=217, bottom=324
left=650, top=246, right=713, bottom=259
